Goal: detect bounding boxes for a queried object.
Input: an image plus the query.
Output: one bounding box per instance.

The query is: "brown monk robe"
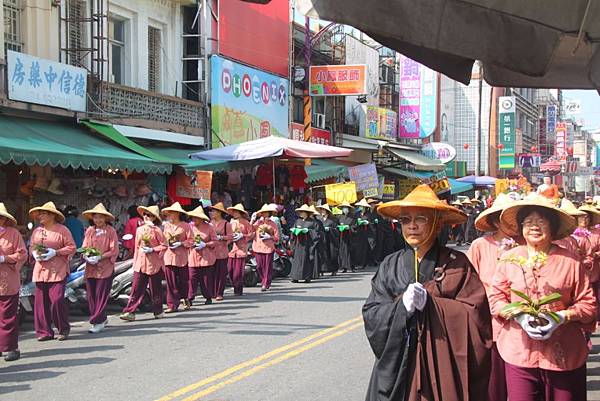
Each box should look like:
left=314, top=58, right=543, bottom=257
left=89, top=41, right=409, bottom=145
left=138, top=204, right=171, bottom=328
left=363, top=185, right=492, bottom=401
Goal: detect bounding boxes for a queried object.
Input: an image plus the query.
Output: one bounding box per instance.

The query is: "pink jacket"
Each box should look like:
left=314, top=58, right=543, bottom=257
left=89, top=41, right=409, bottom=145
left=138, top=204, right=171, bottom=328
left=123, top=217, right=142, bottom=252
left=30, top=224, right=76, bottom=283
left=82, top=225, right=119, bottom=279
left=489, top=245, right=597, bottom=371
left=133, top=224, right=166, bottom=275
left=212, top=219, right=233, bottom=260
left=228, top=218, right=254, bottom=259
left=188, top=222, right=217, bottom=268
left=0, top=226, right=27, bottom=296
left=163, top=221, right=193, bottom=267
left=252, top=219, right=279, bottom=254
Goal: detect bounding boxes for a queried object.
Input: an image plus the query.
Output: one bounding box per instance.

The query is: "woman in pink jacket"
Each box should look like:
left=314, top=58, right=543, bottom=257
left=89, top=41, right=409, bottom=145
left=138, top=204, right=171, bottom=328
left=209, top=202, right=232, bottom=301
left=490, top=194, right=597, bottom=401
left=252, top=204, right=280, bottom=292
left=187, top=206, right=218, bottom=305
left=29, top=202, right=76, bottom=341
left=81, top=203, right=119, bottom=334
left=120, top=205, right=166, bottom=321
left=0, top=203, right=27, bottom=361
left=161, top=202, right=193, bottom=313
left=227, top=204, right=254, bottom=296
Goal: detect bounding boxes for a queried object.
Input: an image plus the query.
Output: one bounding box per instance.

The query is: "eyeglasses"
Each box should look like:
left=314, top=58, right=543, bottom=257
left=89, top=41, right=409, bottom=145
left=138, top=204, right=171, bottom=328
left=522, top=219, right=549, bottom=228
left=398, top=215, right=430, bottom=225
left=143, top=213, right=153, bottom=218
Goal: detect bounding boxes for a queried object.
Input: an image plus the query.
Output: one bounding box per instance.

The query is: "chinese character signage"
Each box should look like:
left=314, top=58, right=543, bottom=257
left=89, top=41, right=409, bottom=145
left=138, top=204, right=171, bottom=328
left=290, top=122, right=303, bottom=141
left=211, top=55, right=289, bottom=148
left=325, top=181, right=357, bottom=205
left=365, top=106, right=397, bottom=140
left=555, top=122, right=567, bottom=160
left=547, top=105, right=557, bottom=134
left=290, top=122, right=331, bottom=145
left=498, top=96, right=516, bottom=169
left=7, top=51, right=87, bottom=112
left=347, top=163, right=379, bottom=196
left=517, top=153, right=542, bottom=168
left=176, top=169, right=213, bottom=200
left=309, top=65, right=367, bottom=96
left=539, top=118, right=547, bottom=155
left=382, top=184, right=395, bottom=200
left=399, top=56, right=437, bottom=138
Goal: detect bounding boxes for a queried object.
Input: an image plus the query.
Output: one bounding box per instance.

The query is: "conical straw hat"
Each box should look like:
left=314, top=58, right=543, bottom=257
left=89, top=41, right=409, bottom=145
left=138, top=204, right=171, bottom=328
left=578, top=204, right=600, bottom=225
left=29, top=201, right=65, bottom=223
left=560, top=199, right=586, bottom=217
left=188, top=206, right=210, bottom=222
left=316, top=204, right=332, bottom=213
left=227, top=203, right=248, bottom=216
left=257, top=203, right=278, bottom=214
left=295, top=204, right=313, bottom=214
left=137, top=205, right=162, bottom=223
left=161, top=202, right=188, bottom=216
left=0, top=203, right=17, bottom=226
left=83, top=203, right=115, bottom=222
left=354, top=198, right=371, bottom=208
left=209, top=202, right=228, bottom=215
left=475, top=193, right=513, bottom=232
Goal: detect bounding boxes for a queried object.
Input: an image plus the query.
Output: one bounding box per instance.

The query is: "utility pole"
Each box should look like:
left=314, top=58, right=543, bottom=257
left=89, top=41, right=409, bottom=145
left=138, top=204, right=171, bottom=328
left=303, top=16, right=312, bottom=142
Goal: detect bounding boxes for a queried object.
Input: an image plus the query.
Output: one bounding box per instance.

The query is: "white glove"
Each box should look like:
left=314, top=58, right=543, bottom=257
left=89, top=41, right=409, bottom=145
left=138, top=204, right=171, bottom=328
left=40, top=248, right=56, bottom=261
left=85, top=255, right=101, bottom=265
left=169, top=241, right=182, bottom=249
left=325, top=227, right=330, bottom=232
left=233, top=233, right=243, bottom=242
left=536, top=312, right=566, bottom=340
left=217, top=235, right=223, bottom=241
left=402, top=283, right=428, bottom=315
left=195, top=242, right=206, bottom=251
left=141, top=246, right=154, bottom=254
left=32, top=251, right=42, bottom=261
left=514, top=314, right=544, bottom=340
left=0, top=255, right=4, bottom=263
left=261, top=233, right=272, bottom=240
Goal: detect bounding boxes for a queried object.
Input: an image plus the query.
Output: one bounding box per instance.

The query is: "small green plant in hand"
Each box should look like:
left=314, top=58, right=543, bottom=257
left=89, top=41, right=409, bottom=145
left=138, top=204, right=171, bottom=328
left=78, top=247, right=101, bottom=257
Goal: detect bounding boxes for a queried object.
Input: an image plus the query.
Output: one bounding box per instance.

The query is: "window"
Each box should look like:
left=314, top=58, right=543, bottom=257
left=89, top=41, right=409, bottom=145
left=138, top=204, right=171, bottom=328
left=109, top=18, right=125, bottom=84
left=4, top=0, right=22, bottom=53
left=148, top=26, right=161, bottom=92
left=66, top=0, right=85, bottom=67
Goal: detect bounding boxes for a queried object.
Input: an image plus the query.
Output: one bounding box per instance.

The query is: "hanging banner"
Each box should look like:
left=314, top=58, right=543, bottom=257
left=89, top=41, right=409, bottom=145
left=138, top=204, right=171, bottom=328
left=382, top=184, right=396, bottom=200
left=555, top=122, right=568, bottom=160
left=365, top=106, right=397, bottom=140
left=347, top=163, right=379, bottom=196
left=176, top=170, right=213, bottom=200
left=539, top=118, right=547, bottom=155
left=547, top=104, right=557, bottom=134
left=309, top=64, right=367, bottom=96
left=398, top=56, right=437, bottom=138
left=325, top=181, right=357, bottom=205
left=498, top=96, right=516, bottom=169
left=308, top=127, right=331, bottom=146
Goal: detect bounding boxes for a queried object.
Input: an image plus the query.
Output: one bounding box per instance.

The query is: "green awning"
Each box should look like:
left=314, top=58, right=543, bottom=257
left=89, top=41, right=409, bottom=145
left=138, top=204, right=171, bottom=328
left=0, top=115, right=172, bottom=174
left=306, top=159, right=348, bottom=183
left=145, top=146, right=233, bottom=174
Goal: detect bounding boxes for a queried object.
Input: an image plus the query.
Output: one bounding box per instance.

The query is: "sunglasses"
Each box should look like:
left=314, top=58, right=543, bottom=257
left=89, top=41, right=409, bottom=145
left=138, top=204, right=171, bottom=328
left=143, top=213, right=154, bottom=218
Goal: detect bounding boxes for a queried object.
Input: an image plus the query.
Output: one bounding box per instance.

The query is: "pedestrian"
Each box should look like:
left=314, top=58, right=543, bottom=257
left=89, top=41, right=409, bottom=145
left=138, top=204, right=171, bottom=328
left=337, top=201, right=355, bottom=273
left=578, top=203, right=600, bottom=321
left=227, top=203, right=253, bottom=296
left=209, top=202, right=232, bottom=301
left=352, top=198, right=372, bottom=270
left=123, top=205, right=143, bottom=258
left=81, top=203, right=119, bottom=334
left=557, top=199, right=592, bottom=265
left=289, top=204, right=320, bottom=284
left=365, top=198, right=380, bottom=265
left=63, top=205, right=84, bottom=249
left=0, top=203, right=27, bottom=361
left=29, top=202, right=76, bottom=341
left=252, top=204, right=279, bottom=292
left=467, top=193, right=515, bottom=401
left=461, top=198, right=475, bottom=244
left=309, top=205, right=326, bottom=278
left=316, top=204, right=339, bottom=276
left=161, top=202, right=193, bottom=313
left=120, top=205, right=166, bottom=322
left=363, top=185, right=491, bottom=400
left=490, top=193, right=597, bottom=401
left=187, top=206, right=217, bottom=305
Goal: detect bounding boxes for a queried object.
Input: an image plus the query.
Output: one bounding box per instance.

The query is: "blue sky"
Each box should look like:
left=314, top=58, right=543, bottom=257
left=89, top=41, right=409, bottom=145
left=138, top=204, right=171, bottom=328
left=559, top=90, right=600, bottom=131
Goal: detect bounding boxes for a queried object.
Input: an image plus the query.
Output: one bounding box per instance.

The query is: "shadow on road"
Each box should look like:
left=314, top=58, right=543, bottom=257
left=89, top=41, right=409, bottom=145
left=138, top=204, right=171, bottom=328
left=0, top=384, right=31, bottom=395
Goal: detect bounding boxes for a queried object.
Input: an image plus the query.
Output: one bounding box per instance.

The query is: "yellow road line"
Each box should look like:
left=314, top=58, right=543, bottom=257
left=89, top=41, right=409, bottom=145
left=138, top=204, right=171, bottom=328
left=155, top=316, right=363, bottom=401
left=181, top=321, right=365, bottom=401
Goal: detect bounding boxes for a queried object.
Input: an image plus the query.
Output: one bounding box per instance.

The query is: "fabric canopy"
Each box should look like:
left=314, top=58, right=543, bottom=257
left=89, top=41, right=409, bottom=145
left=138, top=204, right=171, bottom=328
left=456, top=175, right=497, bottom=186
left=448, top=178, right=474, bottom=195
left=294, top=0, right=600, bottom=90
left=189, top=136, right=352, bottom=161
left=385, top=147, right=445, bottom=171
left=0, top=115, right=172, bottom=174
left=306, top=159, right=349, bottom=183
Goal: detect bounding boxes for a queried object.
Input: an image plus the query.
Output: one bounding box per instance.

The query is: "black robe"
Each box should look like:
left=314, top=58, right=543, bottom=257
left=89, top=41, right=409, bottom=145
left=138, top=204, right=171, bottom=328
left=365, top=210, right=379, bottom=264
left=337, top=214, right=355, bottom=270
left=363, top=244, right=491, bottom=401
left=313, top=217, right=327, bottom=279
left=376, top=220, right=405, bottom=261
left=352, top=212, right=371, bottom=268
left=290, top=219, right=320, bottom=281
left=320, top=215, right=340, bottom=272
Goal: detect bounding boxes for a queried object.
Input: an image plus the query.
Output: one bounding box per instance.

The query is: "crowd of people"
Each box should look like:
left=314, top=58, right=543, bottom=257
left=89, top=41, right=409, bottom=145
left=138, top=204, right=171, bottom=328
left=0, top=196, right=406, bottom=363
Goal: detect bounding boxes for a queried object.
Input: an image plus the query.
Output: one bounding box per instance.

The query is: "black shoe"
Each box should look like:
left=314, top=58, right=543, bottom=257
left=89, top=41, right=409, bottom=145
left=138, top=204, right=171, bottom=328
left=291, top=280, right=299, bottom=283
left=4, top=350, right=20, bottom=362
left=304, top=280, right=312, bottom=283
left=331, top=272, right=337, bottom=276
left=341, top=269, right=347, bottom=273
left=204, top=299, right=213, bottom=305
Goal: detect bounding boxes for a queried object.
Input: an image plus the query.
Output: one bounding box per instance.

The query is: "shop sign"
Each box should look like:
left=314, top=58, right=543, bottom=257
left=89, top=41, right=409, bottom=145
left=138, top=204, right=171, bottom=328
left=517, top=153, right=542, bottom=168
left=539, top=118, right=547, bottom=155
left=347, top=163, right=379, bottom=195
left=382, top=184, right=395, bottom=200
left=547, top=104, right=557, bottom=134
left=7, top=50, right=87, bottom=112
left=555, top=122, right=567, bottom=160
left=419, top=171, right=450, bottom=195
left=325, top=181, right=357, bottom=205
left=176, top=169, right=213, bottom=200
left=398, top=178, right=420, bottom=198
left=498, top=96, right=516, bottom=169
left=290, top=122, right=304, bottom=141
left=365, top=106, right=397, bottom=140
left=309, top=64, right=367, bottom=96
left=421, top=142, right=456, bottom=164
left=290, top=122, right=331, bottom=145
left=399, top=56, right=437, bottom=139
left=211, top=55, right=288, bottom=148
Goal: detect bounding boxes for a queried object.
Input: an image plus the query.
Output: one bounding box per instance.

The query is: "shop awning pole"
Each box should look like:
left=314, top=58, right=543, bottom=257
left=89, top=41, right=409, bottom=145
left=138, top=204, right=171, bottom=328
left=272, top=158, right=276, bottom=202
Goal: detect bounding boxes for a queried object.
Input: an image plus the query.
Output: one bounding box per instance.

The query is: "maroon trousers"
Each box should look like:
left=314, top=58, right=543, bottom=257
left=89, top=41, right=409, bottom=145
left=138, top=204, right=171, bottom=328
left=489, top=342, right=507, bottom=401
left=505, top=362, right=586, bottom=401
left=228, top=257, right=245, bottom=295
left=188, top=266, right=214, bottom=302
left=0, top=294, right=18, bottom=352
left=86, top=277, right=112, bottom=325
left=164, top=265, right=189, bottom=310
left=255, top=252, right=274, bottom=289
left=34, top=281, right=70, bottom=338
left=122, top=271, right=163, bottom=315
left=214, top=258, right=228, bottom=298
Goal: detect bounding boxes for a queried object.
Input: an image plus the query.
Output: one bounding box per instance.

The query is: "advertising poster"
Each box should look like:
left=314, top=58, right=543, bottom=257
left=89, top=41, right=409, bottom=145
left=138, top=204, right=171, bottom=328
left=382, top=184, right=396, bottom=201
left=176, top=169, right=213, bottom=200
left=547, top=104, right=557, bottom=134
left=398, top=56, right=437, bottom=138
left=498, top=96, right=516, bottom=169
left=347, top=163, right=379, bottom=196
left=365, top=106, right=397, bottom=140
left=325, top=181, right=358, bottom=205
left=555, top=122, right=567, bottom=160
left=309, top=65, right=367, bottom=96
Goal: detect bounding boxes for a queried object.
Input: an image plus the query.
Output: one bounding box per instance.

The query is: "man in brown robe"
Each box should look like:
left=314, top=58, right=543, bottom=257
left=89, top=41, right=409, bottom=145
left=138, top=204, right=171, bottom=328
left=363, top=185, right=492, bottom=401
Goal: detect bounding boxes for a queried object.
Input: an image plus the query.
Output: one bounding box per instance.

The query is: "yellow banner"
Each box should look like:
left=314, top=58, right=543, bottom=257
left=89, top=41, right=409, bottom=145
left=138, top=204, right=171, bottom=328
left=325, top=182, right=357, bottom=205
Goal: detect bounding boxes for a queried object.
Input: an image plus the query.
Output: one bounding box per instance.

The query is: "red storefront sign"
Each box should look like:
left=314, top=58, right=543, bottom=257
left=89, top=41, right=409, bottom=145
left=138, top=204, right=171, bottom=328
left=289, top=123, right=331, bottom=145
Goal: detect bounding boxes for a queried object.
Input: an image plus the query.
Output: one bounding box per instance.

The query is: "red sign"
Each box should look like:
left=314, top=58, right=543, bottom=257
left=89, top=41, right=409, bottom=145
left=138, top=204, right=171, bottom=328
left=290, top=122, right=303, bottom=141
left=309, top=65, right=367, bottom=96
left=289, top=122, right=331, bottom=145
left=555, top=122, right=567, bottom=160
left=219, top=0, right=290, bottom=77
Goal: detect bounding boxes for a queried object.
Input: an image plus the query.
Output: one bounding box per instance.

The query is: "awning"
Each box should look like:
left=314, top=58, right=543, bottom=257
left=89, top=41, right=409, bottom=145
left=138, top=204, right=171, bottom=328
left=306, top=160, right=349, bottom=184
left=384, top=147, right=445, bottom=171
left=111, top=124, right=204, bottom=147
left=456, top=175, right=497, bottom=186
left=448, top=178, right=474, bottom=195
left=0, top=115, right=172, bottom=174
left=144, top=146, right=238, bottom=174
left=383, top=168, right=473, bottom=194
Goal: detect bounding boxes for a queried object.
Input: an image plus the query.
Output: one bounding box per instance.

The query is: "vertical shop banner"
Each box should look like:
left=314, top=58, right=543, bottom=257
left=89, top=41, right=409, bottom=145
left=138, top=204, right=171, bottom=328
left=347, top=163, right=379, bottom=196
left=498, top=96, right=516, bottom=169
left=176, top=170, right=213, bottom=200
left=539, top=118, right=547, bottom=155
left=365, top=106, right=397, bottom=140
left=290, top=122, right=304, bottom=141
left=398, top=56, right=437, bottom=138
left=325, top=181, right=357, bottom=205
left=309, top=65, right=367, bottom=96
left=547, top=105, right=557, bottom=134
left=211, top=56, right=289, bottom=148
left=555, top=122, right=568, bottom=160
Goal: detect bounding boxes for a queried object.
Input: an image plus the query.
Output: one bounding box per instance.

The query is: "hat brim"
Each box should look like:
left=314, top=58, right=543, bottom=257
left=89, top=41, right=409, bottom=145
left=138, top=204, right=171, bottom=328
left=579, top=206, right=600, bottom=225
left=29, top=207, right=65, bottom=223
left=227, top=207, right=248, bottom=216
left=161, top=206, right=189, bottom=216
left=137, top=206, right=162, bottom=223
left=474, top=208, right=502, bottom=232
left=82, top=210, right=115, bottom=222
left=188, top=212, right=210, bottom=222
left=316, top=205, right=332, bottom=213
left=209, top=205, right=229, bottom=215
left=0, top=211, right=17, bottom=226
left=499, top=202, right=576, bottom=239
left=377, top=200, right=467, bottom=226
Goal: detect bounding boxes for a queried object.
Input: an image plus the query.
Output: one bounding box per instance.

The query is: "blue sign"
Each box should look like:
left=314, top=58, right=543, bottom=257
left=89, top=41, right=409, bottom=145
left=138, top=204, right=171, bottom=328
left=547, top=104, right=557, bottom=134
left=211, top=55, right=289, bottom=148
left=7, top=50, right=87, bottom=112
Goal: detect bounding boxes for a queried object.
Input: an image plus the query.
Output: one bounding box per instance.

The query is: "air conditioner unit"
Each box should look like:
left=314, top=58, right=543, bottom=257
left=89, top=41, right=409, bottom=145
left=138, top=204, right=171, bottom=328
left=313, top=113, right=326, bottom=129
